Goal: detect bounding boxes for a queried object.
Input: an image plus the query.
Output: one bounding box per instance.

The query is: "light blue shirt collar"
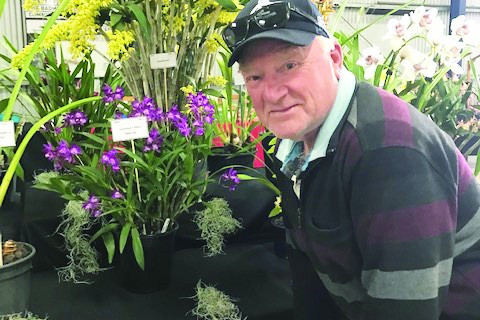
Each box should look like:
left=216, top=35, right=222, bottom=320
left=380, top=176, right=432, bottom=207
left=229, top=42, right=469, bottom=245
left=275, top=68, right=356, bottom=165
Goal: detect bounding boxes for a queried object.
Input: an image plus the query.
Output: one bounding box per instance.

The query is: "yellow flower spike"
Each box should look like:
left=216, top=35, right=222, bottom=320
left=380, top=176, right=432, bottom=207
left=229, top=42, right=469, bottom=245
left=181, top=85, right=195, bottom=96
left=207, top=75, right=227, bottom=88
left=218, top=11, right=238, bottom=25
left=173, top=16, right=186, bottom=33
left=205, top=36, right=220, bottom=54
left=11, top=43, right=35, bottom=70
left=40, top=21, right=70, bottom=50
left=274, top=196, right=282, bottom=209
left=22, top=0, right=41, bottom=13
left=312, top=0, right=335, bottom=22
left=106, top=30, right=136, bottom=61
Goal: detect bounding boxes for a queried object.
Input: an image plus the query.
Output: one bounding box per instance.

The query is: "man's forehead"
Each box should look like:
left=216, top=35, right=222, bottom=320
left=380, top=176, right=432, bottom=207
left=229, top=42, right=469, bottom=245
left=241, top=40, right=303, bottom=63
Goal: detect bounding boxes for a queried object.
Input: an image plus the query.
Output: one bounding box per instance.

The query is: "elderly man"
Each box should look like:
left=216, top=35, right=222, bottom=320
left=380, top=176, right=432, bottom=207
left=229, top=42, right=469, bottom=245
left=223, top=0, right=480, bottom=319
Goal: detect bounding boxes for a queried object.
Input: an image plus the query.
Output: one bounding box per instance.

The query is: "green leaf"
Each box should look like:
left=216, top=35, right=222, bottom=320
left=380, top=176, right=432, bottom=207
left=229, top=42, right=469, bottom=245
left=101, top=232, right=116, bottom=264
left=475, top=150, right=480, bottom=176
left=126, top=167, right=135, bottom=202
left=0, top=98, right=8, bottom=113
left=131, top=227, right=145, bottom=270
left=119, top=222, right=131, bottom=254
left=89, top=223, right=119, bottom=243
left=268, top=206, right=281, bottom=218
left=202, top=88, right=223, bottom=97
left=110, top=12, right=123, bottom=27
left=76, top=131, right=106, bottom=145
left=214, top=0, right=237, bottom=10
left=0, top=0, right=7, bottom=20
left=120, top=147, right=150, bottom=169
left=90, top=152, right=100, bottom=169
left=237, top=173, right=280, bottom=195
left=128, top=4, right=151, bottom=36
left=400, top=92, right=417, bottom=103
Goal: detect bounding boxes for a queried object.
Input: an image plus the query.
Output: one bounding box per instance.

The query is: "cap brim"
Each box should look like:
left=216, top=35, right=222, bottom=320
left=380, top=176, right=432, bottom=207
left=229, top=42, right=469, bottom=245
left=227, top=29, right=316, bottom=67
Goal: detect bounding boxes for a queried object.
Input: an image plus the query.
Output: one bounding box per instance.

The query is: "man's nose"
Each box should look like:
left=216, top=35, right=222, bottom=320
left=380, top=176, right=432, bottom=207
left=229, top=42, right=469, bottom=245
left=262, top=78, right=287, bottom=104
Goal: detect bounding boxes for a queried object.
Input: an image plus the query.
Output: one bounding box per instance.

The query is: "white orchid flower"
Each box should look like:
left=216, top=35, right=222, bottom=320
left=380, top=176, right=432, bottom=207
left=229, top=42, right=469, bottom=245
left=384, top=15, right=415, bottom=50
left=426, top=18, right=446, bottom=47
left=398, top=45, right=418, bottom=62
left=450, top=15, right=480, bottom=46
left=357, top=46, right=385, bottom=80
left=410, top=6, right=439, bottom=31
left=400, top=54, right=437, bottom=82
left=440, top=35, right=465, bottom=74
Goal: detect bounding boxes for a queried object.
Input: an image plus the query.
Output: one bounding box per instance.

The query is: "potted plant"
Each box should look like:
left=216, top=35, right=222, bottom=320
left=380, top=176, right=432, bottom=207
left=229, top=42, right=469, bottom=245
left=339, top=6, right=480, bottom=169
left=0, top=239, right=36, bottom=315
left=0, top=0, right=75, bottom=314
left=204, top=48, right=263, bottom=173
left=31, top=85, right=218, bottom=292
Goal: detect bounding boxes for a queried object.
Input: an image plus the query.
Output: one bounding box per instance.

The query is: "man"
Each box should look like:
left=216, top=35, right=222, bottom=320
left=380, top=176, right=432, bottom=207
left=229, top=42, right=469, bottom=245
left=223, top=0, right=480, bottom=319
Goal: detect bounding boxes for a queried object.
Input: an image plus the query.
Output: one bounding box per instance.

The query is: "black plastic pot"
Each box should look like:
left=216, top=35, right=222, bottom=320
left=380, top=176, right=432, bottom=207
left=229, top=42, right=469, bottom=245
left=207, top=147, right=254, bottom=173
left=271, top=216, right=286, bottom=259
left=0, top=242, right=36, bottom=315
left=120, top=223, right=178, bottom=293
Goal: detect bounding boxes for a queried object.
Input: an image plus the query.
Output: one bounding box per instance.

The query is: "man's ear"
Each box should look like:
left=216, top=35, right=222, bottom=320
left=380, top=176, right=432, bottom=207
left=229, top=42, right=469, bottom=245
left=330, top=39, right=343, bottom=79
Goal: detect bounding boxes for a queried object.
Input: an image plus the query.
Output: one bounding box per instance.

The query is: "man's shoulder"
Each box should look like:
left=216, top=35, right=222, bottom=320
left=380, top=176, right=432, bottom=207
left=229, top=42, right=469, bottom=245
left=347, top=82, right=452, bottom=153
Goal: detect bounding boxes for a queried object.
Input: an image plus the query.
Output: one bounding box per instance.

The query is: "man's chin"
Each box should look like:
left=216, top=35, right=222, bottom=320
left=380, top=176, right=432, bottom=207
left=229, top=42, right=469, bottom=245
left=271, top=130, right=303, bottom=142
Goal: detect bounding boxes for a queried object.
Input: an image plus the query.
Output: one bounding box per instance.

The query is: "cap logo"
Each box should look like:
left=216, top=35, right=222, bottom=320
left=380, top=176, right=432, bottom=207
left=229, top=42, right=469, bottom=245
left=250, top=0, right=274, bottom=14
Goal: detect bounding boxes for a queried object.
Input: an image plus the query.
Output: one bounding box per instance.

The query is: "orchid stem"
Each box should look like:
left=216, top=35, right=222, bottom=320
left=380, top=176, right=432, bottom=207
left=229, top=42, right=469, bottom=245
left=130, top=140, right=142, bottom=203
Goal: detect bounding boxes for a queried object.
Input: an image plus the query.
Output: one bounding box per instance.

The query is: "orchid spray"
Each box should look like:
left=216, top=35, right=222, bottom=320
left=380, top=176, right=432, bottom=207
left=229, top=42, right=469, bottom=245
left=35, top=86, right=216, bottom=271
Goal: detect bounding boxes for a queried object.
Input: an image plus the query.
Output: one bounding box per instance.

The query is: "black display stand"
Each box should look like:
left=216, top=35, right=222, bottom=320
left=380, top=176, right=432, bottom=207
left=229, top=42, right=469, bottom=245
left=29, top=242, right=293, bottom=319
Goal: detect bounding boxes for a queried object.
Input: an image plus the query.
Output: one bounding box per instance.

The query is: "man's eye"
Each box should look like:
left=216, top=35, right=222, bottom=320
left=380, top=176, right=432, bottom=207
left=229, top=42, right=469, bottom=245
left=285, top=62, right=297, bottom=70
left=246, top=75, right=261, bottom=82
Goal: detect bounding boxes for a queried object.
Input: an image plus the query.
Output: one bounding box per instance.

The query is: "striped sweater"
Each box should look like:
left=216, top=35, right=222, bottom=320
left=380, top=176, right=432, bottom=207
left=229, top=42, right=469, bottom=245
left=275, top=82, right=480, bottom=319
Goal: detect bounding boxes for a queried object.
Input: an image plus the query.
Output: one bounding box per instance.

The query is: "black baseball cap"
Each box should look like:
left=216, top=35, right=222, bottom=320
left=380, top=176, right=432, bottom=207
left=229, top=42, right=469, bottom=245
left=225, top=0, right=329, bottom=66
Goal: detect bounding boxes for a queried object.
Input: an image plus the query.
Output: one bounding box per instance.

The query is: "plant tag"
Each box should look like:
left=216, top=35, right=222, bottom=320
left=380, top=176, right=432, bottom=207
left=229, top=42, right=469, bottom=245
left=111, top=117, right=149, bottom=142
left=150, top=52, right=177, bottom=69
left=0, top=121, right=16, bottom=147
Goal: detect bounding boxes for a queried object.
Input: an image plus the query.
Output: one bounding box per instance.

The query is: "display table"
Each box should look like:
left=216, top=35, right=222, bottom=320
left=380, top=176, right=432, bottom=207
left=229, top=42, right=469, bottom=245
left=29, top=242, right=293, bottom=320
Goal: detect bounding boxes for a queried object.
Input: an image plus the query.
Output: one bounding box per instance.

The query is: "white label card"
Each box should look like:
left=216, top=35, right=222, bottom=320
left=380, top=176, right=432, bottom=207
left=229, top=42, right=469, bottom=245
left=0, top=121, right=16, bottom=147
left=111, top=117, right=149, bottom=142
left=150, top=52, right=177, bottom=69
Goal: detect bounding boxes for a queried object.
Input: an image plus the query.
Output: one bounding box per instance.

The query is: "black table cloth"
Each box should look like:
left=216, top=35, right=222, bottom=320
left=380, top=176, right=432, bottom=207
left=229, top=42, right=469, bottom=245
left=29, top=242, right=293, bottom=320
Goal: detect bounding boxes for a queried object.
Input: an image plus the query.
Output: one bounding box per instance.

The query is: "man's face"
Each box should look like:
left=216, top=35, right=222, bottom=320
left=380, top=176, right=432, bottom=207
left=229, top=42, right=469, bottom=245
left=239, top=37, right=343, bottom=143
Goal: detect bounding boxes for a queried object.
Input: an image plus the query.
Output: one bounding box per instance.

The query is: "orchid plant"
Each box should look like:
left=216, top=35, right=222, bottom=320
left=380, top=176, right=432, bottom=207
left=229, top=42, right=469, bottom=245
left=34, top=86, right=216, bottom=270
left=15, top=0, right=244, bottom=111
left=202, top=48, right=260, bottom=155
left=339, top=6, right=480, bottom=170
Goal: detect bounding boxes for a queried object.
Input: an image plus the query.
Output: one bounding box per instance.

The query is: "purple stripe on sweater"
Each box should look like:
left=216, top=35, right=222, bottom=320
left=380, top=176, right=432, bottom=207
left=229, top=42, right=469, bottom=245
left=356, top=200, right=456, bottom=245
left=309, top=240, right=361, bottom=275
left=456, top=148, right=474, bottom=195
left=377, top=88, right=414, bottom=148
left=340, top=126, right=363, bottom=168
left=443, top=268, right=480, bottom=315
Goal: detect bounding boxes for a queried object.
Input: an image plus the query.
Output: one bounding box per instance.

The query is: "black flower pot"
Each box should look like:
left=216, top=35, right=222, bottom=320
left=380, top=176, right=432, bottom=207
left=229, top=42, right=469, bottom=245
left=0, top=242, right=36, bottom=315
left=207, top=147, right=254, bottom=173
left=120, top=223, right=178, bottom=293
left=271, top=216, right=286, bottom=259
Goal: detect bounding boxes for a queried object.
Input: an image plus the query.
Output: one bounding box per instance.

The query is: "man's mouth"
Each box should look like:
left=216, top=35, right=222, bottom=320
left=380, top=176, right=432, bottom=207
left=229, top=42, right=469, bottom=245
left=271, top=104, right=297, bottom=114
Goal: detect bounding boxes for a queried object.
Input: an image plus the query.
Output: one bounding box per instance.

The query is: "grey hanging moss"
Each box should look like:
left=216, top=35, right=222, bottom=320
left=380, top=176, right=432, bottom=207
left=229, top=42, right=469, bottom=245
left=0, top=312, right=48, bottom=320
left=193, top=198, right=242, bottom=257
left=56, top=197, right=104, bottom=283
left=190, top=281, right=246, bottom=320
